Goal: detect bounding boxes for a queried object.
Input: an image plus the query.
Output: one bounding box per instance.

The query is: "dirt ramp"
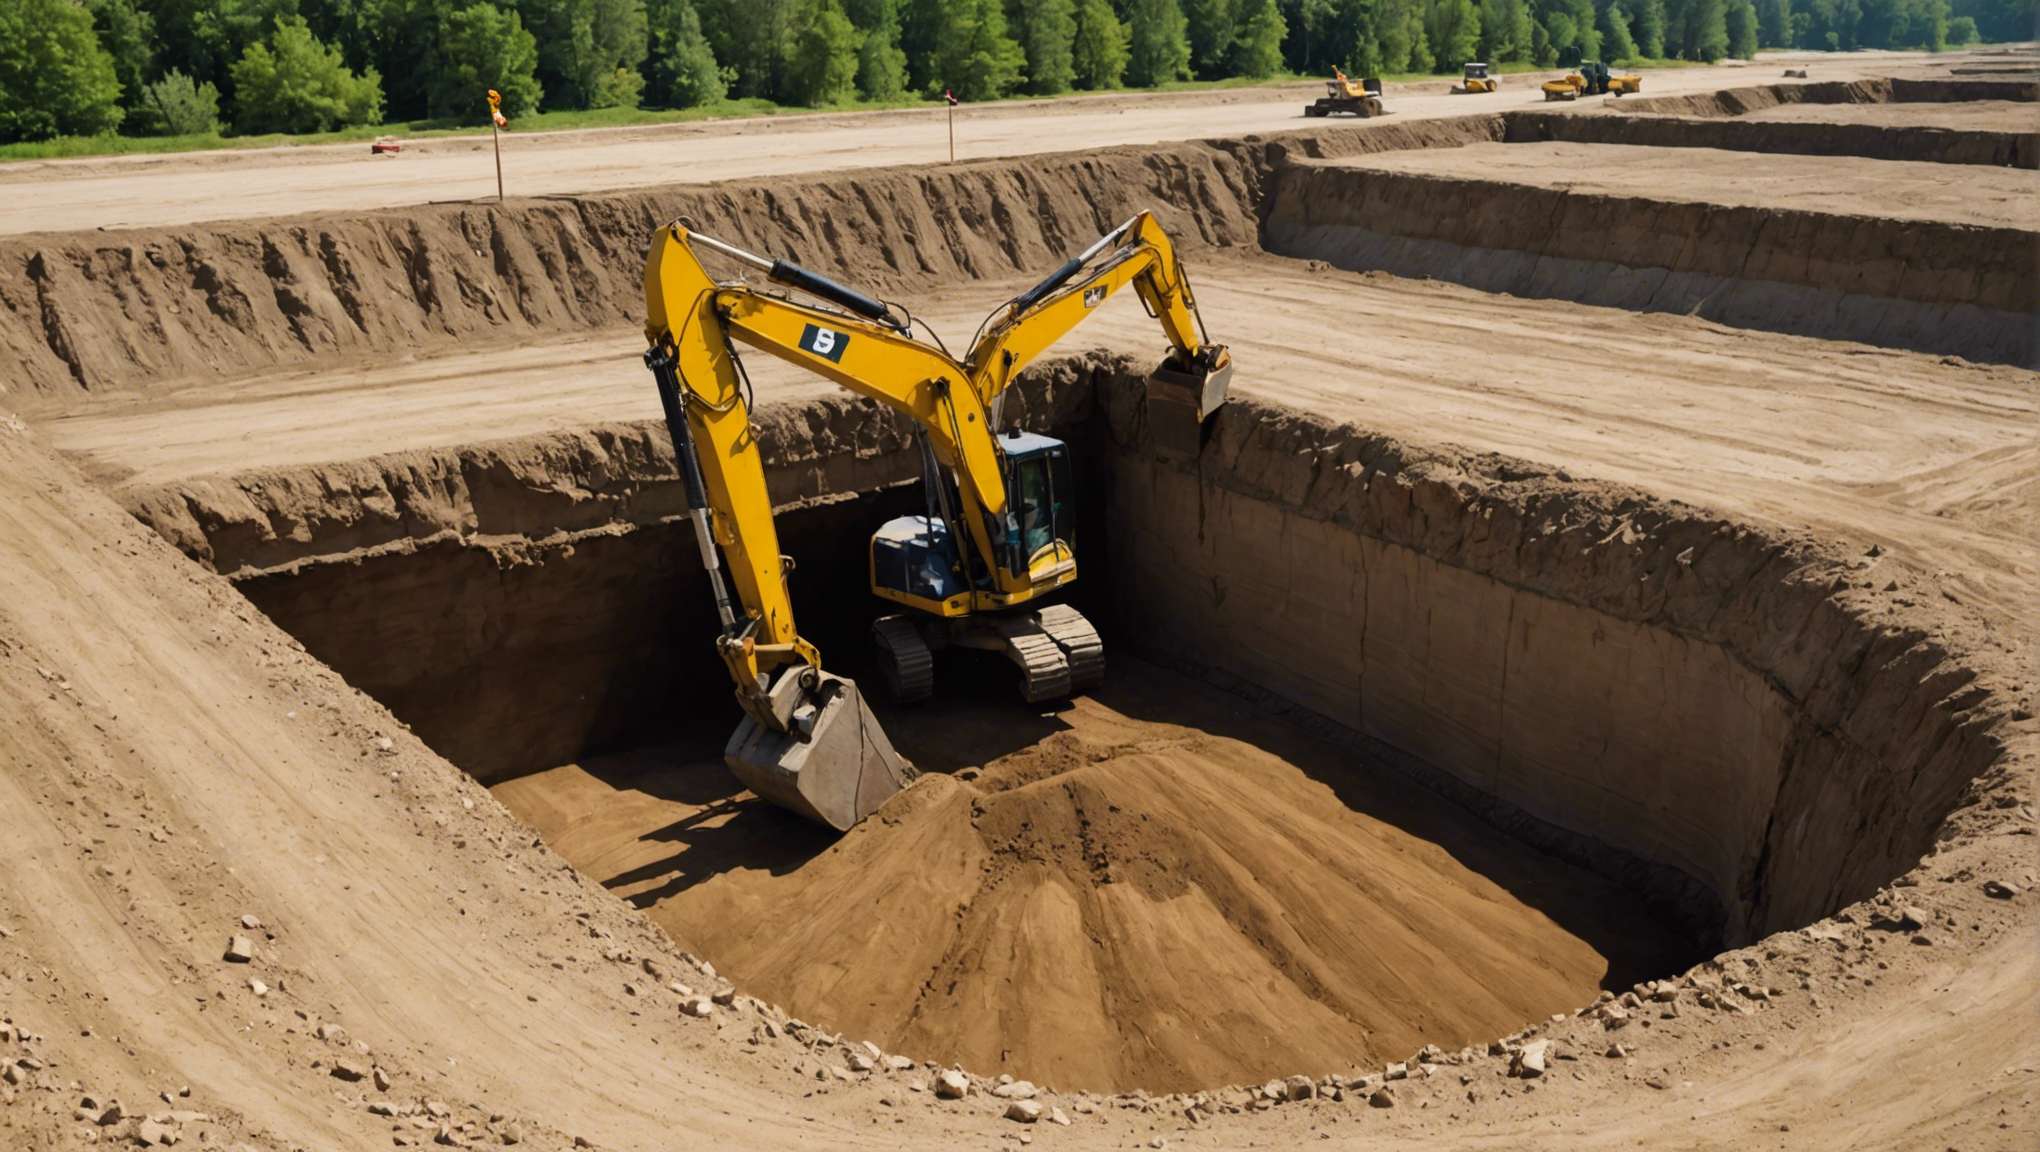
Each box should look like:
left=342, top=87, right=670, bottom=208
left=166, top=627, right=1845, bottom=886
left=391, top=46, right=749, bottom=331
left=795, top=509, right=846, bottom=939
left=1614, top=77, right=2038, bottom=117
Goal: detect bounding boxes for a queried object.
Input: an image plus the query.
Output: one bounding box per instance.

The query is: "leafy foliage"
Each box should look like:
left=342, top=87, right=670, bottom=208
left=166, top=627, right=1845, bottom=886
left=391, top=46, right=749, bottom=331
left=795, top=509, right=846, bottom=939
left=229, top=16, right=384, bottom=133
left=0, top=0, right=126, bottom=142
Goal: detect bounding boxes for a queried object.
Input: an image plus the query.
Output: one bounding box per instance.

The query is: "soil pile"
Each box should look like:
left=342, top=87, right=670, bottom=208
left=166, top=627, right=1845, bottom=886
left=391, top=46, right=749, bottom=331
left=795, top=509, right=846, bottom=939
left=504, top=684, right=1689, bottom=1096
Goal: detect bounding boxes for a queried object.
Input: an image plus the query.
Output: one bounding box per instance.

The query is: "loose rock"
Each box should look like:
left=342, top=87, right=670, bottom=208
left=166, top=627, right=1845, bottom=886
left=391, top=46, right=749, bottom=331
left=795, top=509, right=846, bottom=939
left=993, top=1080, right=1038, bottom=1100
left=223, top=936, right=254, bottom=964
left=1368, top=1087, right=1396, bottom=1109
left=934, top=1070, right=969, bottom=1099
left=1005, top=1100, right=1042, bottom=1123
left=1512, top=1040, right=1550, bottom=1078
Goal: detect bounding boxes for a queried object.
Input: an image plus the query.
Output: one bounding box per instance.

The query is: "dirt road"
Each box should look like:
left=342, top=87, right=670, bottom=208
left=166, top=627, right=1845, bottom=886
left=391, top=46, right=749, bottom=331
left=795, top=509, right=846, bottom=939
left=0, top=52, right=1952, bottom=235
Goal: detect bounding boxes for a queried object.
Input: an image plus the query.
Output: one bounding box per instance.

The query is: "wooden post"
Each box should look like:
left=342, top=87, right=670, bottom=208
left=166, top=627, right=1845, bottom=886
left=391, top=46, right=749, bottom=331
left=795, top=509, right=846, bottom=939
left=945, top=88, right=956, bottom=163
left=491, top=120, right=504, bottom=202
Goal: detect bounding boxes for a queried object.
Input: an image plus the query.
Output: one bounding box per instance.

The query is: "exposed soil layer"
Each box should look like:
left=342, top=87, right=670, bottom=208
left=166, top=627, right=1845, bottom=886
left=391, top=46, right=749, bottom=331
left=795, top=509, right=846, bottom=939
left=1507, top=103, right=2038, bottom=167
left=1612, top=76, right=2037, bottom=117
left=9, top=78, right=2030, bottom=412
left=1265, top=147, right=2037, bottom=364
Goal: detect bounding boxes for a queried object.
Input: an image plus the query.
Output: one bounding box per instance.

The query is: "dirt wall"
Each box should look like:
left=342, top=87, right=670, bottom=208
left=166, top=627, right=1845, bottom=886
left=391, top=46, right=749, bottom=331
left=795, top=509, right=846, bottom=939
left=1263, top=164, right=2037, bottom=365
left=1507, top=108, right=2038, bottom=167
left=1093, top=375, right=2018, bottom=947
left=122, top=359, right=1102, bottom=778
left=1614, top=77, right=2038, bottom=117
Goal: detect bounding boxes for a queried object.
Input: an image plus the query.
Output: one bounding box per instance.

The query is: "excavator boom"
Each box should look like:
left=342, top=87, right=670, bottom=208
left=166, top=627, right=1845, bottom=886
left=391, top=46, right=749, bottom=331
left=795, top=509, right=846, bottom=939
left=640, top=213, right=1230, bottom=829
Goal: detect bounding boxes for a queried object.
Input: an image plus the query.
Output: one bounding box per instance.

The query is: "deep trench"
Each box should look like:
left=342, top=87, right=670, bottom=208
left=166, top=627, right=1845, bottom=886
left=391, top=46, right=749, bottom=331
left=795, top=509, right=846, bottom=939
left=181, top=358, right=2003, bottom=1091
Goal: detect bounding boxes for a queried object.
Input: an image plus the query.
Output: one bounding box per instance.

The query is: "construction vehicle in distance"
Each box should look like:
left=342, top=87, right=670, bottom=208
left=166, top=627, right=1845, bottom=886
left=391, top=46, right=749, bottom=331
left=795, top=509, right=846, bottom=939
left=639, top=212, right=1233, bottom=831
left=1305, top=68, right=1385, bottom=117
left=1542, top=47, right=1642, bottom=100
left=1452, top=62, right=1499, bottom=94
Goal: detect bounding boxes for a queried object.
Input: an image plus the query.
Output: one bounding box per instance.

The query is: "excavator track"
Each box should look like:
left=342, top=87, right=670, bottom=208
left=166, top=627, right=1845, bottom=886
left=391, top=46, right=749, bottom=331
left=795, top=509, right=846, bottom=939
left=1036, top=604, right=1104, bottom=693
left=994, top=615, right=1072, bottom=704
left=872, top=616, right=935, bottom=704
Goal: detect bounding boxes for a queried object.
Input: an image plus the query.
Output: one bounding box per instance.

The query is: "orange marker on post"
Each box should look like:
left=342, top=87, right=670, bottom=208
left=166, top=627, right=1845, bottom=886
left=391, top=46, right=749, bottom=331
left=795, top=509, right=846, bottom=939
left=487, top=89, right=507, bottom=201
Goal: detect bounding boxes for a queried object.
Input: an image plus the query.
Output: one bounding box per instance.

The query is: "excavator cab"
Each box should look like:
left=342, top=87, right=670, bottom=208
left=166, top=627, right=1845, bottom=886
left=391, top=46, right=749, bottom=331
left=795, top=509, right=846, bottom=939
left=871, top=431, right=1076, bottom=613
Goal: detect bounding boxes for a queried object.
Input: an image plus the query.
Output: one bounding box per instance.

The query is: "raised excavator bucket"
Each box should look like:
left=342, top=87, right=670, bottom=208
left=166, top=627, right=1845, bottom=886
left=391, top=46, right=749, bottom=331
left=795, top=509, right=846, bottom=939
left=723, top=665, right=913, bottom=831
left=1145, top=348, right=1234, bottom=459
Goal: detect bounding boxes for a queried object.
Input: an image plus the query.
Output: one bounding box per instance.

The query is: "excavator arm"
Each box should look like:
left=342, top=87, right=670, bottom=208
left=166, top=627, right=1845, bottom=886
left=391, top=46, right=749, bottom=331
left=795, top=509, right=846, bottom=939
left=639, top=213, right=1230, bottom=830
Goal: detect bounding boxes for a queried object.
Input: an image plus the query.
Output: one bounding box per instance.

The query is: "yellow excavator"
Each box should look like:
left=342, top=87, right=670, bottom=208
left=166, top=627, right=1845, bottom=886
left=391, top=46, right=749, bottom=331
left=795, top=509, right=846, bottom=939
left=1541, top=47, right=1642, bottom=100
left=639, top=212, right=1232, bottom=830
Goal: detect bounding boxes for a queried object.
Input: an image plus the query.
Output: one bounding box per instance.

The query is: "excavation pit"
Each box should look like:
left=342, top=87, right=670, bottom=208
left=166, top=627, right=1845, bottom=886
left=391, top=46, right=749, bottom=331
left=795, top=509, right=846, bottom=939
left=130, top=363, right=2003, bottom=1097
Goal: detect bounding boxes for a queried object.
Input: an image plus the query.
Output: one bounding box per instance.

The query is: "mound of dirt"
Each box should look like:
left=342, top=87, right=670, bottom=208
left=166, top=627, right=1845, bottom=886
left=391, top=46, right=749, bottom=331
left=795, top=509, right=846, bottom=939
left=501, top=679, right=1696, bottom=1095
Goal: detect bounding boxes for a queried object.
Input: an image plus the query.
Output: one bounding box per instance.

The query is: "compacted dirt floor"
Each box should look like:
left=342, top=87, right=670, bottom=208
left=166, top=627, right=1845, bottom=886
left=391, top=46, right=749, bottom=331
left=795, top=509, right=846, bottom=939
left=1, top=48, right=2035, bottom=1152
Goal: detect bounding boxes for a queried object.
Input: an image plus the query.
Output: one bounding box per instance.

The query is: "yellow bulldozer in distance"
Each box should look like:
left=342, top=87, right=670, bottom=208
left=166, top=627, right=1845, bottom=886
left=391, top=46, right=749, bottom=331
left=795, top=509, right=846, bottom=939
left=1452, top=62, right=1499, bottom=94
left=1541, top=46, right=1642, bottom=101
left=1305, top=68, right=1385, bottom=117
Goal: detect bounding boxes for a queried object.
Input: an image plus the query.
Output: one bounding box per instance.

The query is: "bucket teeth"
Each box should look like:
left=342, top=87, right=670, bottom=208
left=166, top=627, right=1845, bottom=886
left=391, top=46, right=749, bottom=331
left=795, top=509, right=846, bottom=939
left=724, top=672, right=914, bottom=831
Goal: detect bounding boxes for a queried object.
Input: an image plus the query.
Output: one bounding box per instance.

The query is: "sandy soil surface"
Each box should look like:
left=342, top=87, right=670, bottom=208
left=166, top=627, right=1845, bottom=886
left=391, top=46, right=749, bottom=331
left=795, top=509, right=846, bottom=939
left=1737, top=98, right=2040, bottom=129
left=42, top=250, right=2039, bottom=632
left=0, top=52, right=1962, bottom=235
left=494, top=662, right=1698, bottom=1095
left=1326, top=140, right=2040, bottom=227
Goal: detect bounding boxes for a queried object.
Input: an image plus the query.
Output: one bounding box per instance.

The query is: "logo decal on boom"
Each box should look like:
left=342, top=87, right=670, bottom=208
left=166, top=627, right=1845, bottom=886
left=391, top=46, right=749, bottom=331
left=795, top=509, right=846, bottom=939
left=1082, top=285, right=1107, bottom=309
left=799, top=324, right=850, bottom=362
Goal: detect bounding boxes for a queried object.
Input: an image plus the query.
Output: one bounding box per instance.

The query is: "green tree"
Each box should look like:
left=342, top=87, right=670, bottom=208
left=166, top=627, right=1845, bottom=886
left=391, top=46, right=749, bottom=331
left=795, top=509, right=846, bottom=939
left=846, top=0, right=908, bottom=97
left=1634, top=0, right=1667, bottom=52
left=144, top=70, right=224, bottom=134
left=928, top=0, right=1024, bottom=98
left=1945, top=12, right=1977, bottom=39
left=1478, top=0, right=1534, bottom=60
left=1690, top=0, right=1731, bottom=55
left=1185, top=0, right=1239, bottom=76
left=1753, top=0, right=1792, bottom=43
left=0, top=0, right=127, bottom=141
left=1011, top=0, right=1078, bottom=93
left=1725, top=0, right=1759, bottom=50
left=1601, top=0, right=1641, bottom=58
left=1069, top=0, right=1130, bottom=86
left=789, top=0, right=860, bottom=103
left=515, top=0, right=648, bottom=109
left=646, top=0, right=728, bottom=106
left=1426, top=0, right=1482, bottom=63
left=1125, top=0, right=1192, bottom=84
left=230, top=16, right=384, bottom=132
left=430, top=2, right=543, bottom=119
left=1232, top=0, right=1288, bottom=73
left=88, top=0, right=159, bottom=131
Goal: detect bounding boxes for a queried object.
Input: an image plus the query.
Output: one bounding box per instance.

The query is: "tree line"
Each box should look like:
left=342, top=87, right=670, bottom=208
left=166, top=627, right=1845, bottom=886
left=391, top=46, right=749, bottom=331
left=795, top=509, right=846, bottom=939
left=1, top=0, right=2029, bottom=144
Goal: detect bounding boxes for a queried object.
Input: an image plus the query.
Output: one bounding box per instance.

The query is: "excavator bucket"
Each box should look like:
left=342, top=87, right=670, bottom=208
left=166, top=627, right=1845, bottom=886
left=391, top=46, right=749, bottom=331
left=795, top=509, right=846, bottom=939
left=1145, top=349, right=1233, bottom=459
left=724, top=670, right=914, bottom=831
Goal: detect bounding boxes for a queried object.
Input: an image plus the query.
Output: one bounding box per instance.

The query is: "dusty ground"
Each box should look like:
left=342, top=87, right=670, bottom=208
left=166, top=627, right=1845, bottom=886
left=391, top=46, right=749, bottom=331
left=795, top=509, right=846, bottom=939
left=2, top=52, right=2037, bottom=1152
left=1324, top=140, right=2040, bottom=227
left=0, top=52, right=1961, bottom=234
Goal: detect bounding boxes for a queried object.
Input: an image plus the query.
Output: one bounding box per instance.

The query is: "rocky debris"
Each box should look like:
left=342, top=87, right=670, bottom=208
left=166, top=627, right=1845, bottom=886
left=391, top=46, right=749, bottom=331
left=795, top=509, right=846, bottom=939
left=1284, top=1075, right=1314, bottom=1101
left=331, top=1059, right=369, bottom=1082
left=1368, top=1086, right=1397, bottom=1108
left=240, top=914, right=262, bottom=930
left=679, top=997, right=715, bottom=1018
left=136, top=1117, right=174, bottom=1145
left=710, top=987, right=737, bottom=1007
left=1875, top=905, right=1930, bottom=931
left=375, top=1066, right=394, bottom=1091
left=1984, top=880, right=2019, bottom=899
left=845, top=1051, right=875, bottom=1074
left=1384, top=1061, right=1409, bottom=1081
left=992, top=1080, right=1039, bottom=1100
left=79, top=1096, right=125, bottom=1125
left=1005, top=1100, right=1042, bottom=1122
left=247, top=978, right=269, bottom=996
left=934, top=1069, right=969, bottom=1099
left=1511, top=1040, right=1551, bottom=1078
left=1607, top=1042, right=1633, bottom=1059
left=884, top=1054, right=915, bottom=1072
left=501, top=1121, right=524, bottom=1144
left=223, top=935, right=254, bottom=963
